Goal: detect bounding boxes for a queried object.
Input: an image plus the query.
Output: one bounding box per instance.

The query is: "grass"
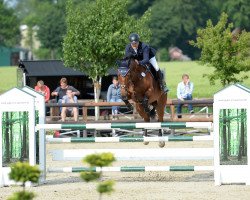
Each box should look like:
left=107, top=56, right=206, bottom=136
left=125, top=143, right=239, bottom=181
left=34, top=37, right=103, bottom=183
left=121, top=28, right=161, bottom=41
left=160, top=61, right=250, bottom=99
left=0, top=66, right=17, bottom=94
left=0, top=62, right=250, bottom=98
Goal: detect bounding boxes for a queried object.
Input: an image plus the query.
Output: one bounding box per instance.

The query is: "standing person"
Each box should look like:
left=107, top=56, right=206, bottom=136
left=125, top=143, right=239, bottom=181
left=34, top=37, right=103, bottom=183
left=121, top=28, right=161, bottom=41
left=51, top=77, right=80, bottom=104
left=107, top=76, right=122, bottom=119
left=125, top=33, right=169, bottom=93
left=34, top=80, right=50, bottom=103
left=176, top=74, right=194, bottom=118
left=61, top=89, right=78, bottom=122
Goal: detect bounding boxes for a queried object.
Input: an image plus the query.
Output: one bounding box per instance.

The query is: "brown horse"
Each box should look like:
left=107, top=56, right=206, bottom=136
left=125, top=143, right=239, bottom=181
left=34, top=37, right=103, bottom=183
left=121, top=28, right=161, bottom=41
left=117, top=58, right=167, bottom=147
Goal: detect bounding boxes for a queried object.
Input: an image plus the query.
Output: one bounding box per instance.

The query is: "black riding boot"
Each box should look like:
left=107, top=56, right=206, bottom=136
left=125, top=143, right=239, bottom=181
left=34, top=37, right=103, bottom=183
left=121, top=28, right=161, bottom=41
left=156, top=70, right=169, bottom=94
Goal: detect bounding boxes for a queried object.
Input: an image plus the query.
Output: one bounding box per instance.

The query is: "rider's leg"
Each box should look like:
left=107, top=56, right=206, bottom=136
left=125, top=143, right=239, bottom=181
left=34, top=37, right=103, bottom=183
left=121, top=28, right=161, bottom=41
left=149, top=57, right=169, bottom=93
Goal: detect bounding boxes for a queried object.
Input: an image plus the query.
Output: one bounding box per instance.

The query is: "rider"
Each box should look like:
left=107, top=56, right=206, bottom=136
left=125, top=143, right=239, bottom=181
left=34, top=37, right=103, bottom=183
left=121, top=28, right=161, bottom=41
left=125, top=33, right=169, bottom=93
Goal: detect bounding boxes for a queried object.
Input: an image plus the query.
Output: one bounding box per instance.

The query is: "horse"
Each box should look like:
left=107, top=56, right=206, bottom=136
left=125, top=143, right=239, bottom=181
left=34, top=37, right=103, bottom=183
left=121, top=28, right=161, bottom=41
left=117, top=58, right=167, bottom=147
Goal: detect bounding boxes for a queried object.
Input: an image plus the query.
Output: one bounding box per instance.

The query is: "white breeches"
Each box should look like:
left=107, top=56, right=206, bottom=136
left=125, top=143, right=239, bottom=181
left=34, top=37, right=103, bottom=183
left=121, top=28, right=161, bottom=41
left=149, top=56, right=160, bottom=71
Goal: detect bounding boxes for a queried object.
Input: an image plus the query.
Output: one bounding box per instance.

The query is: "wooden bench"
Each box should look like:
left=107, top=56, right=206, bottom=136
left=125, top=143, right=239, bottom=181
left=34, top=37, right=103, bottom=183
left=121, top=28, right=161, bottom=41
left=47, top=98, right=214, bottom=122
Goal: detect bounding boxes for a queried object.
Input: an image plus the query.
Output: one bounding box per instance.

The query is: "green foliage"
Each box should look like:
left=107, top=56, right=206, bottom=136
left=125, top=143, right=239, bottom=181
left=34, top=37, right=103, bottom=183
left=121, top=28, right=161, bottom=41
left=128, top=0, right=155, bottom=17
left=81, top=153, right=116, bottom=199
left=149, top=0, right=215, bottom=58
left=223, top=0, right=250, bottom=31
left=8, top=191, right=35, bottom=200
left=8, top=162, right=40, bottom=200
left=83, top=153, right=116, bottom=167
left=97, top=180, right=115, bottom=194
left=36, top=2, right=66, bottom=58
left=9, top=162, right=41, bottom=184
left=80, top=171, right=101, bottom=182
left=190, top=13, right=250, bottom=86
left=63, top=0, right=151, bottom=81
left=0, top=1, right=20, bottom=46
left=157, top=48, right=169, bottom=62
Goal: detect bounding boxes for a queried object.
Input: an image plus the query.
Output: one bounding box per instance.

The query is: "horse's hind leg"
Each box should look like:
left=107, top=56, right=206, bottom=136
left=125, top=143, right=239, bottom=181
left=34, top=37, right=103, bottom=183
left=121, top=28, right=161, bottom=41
left=156, top=94, right=167, bottom=148
left=135, top=103, right=150, bottom=145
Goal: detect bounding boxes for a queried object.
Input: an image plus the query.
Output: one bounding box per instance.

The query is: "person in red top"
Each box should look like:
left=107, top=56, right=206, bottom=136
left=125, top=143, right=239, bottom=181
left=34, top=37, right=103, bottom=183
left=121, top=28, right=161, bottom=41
left=34, top=80, right=50, bottom=103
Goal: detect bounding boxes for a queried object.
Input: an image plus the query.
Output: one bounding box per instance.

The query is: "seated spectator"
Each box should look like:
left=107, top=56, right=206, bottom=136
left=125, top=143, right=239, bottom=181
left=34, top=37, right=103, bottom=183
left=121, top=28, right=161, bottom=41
left=51, top=77, right=80, bottom=111
left=61, top=89, right=78, bottom=122
left=176, top=74, right=194, bottom=118
left=107, top=76, right=122, bottom=119
left=34, top=80, right=50, bottom=103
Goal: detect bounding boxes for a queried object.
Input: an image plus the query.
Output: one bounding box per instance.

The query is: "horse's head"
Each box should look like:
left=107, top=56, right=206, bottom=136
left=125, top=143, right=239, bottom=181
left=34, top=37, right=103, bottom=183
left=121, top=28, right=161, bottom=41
left=116, top=59, right=131, bottom=100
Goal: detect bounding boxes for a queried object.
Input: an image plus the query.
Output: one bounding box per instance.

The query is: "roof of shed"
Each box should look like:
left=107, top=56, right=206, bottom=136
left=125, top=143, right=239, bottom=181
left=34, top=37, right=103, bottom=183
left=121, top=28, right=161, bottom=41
left=19, top=60, right=117, bottom=77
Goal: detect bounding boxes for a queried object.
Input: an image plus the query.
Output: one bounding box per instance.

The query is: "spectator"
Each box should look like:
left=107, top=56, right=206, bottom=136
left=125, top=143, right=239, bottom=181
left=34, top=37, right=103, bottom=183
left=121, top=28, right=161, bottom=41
left=51, top=77, right=80, bottom=105
left=34, top=80, right=50, bottom=103
left=107, top=76, right=122, bottom=119
left=61, top=89, right=78, bottom=122
left=176, top=74, right=194, bottom=118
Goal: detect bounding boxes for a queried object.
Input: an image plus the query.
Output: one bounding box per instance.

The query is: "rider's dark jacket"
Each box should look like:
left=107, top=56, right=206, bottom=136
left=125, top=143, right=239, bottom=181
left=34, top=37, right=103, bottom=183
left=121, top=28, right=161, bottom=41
left=125, top=42, right=156, bottom=66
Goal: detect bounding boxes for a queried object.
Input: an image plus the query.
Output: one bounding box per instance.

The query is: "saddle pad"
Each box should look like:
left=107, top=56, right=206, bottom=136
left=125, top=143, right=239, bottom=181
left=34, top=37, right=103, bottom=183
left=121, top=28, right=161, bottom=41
left=118, top=67, right=130, bottom=77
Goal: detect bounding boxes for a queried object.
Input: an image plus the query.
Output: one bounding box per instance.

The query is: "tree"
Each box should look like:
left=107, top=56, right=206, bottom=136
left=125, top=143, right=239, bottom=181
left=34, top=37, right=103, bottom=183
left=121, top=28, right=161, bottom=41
left=37, top=2, right=66, bottom=59
left=127, top=0, right=155, bottom=18
left=63, top=0, right=151, bottom=120
left=0, top=0, right=20, bottom=47
left=223, top=0, right=250, bottom=31
left=12, top=0, right=66, bottom=59
left=190, top=13, right=250, bottom=86
left=149, top=0, right=216, bottom=59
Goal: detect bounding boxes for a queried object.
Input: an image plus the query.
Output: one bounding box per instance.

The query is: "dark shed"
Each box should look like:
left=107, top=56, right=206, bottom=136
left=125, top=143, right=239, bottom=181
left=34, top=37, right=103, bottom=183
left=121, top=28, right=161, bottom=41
left=18, top=60, right=117, bottom=100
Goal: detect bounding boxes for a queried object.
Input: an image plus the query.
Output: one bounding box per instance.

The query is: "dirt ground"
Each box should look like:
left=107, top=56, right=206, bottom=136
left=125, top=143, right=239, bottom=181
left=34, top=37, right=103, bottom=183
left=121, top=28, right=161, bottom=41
left=1, top=141, right=250, bottom=200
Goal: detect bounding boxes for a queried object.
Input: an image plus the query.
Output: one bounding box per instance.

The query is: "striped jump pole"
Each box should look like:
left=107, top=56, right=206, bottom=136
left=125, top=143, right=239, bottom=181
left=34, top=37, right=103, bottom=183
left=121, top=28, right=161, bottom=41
left=51, top=148, right=214, bottom=161
left=36, top=122, right=212, bottom=130
left=46, top=135, right=213, bottom=143
left=47, top=166, right=214, bottom=173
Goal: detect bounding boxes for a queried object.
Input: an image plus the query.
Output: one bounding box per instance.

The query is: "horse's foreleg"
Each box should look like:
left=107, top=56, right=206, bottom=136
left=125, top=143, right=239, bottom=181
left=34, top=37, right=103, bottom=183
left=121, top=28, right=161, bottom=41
left=122, top=96, right=133, bottom=111
left=135, top=103, right=150, bottom=145
left=141, top=96, right=151, bottom=114
left=156, top=94, right=167, bottom=148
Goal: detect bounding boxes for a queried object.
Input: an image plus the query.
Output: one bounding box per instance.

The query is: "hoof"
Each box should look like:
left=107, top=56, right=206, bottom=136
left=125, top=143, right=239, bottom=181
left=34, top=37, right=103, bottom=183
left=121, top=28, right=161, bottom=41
left=143, top=141, right=149, bottom=145
left=158, top=141, right=165, bottom=148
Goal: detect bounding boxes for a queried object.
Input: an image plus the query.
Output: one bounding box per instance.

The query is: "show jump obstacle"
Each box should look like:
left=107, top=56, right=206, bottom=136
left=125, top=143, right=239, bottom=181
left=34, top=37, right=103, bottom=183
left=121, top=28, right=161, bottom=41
left=1, top=84, right=250, bottom=187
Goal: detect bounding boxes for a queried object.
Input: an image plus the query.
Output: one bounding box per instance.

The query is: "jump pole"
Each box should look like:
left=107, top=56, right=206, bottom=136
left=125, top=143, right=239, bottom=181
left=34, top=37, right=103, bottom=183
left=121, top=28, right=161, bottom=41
left=36, top=122, right=212, bottom=130
left=46, top=135, right=213, bottom=143
left=48, top=166, right=214, bottom=173
left=51, top=148, right=214, bottom=161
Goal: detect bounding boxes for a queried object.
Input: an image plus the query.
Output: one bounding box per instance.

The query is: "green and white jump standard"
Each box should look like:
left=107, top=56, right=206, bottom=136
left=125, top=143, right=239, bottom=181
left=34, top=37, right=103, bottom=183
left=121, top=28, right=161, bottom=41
left=48, top=166, right=214, bottom=173
left=46, top=135, right=213, bottom=143
left=37, top=122, right=212, bottom=130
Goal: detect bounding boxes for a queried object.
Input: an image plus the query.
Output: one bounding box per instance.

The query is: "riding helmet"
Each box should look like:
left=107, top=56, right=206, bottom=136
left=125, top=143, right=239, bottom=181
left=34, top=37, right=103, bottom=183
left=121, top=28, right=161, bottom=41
left=129, top=33, right=140, bottom=43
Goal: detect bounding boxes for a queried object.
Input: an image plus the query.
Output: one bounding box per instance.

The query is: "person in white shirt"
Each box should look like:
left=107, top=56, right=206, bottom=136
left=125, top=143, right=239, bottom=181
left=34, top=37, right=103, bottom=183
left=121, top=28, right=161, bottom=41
left=176, top=74, right=194, bottom=118
left=61, top=89, right=78, bottom=122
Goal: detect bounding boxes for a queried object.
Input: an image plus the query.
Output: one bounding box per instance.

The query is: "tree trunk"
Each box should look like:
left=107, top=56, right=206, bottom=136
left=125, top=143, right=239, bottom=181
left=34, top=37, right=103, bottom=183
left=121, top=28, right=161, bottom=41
left=238, top=109, right=245, bottom=161
left=51, top=49, right=55, bottom=59
left=93, top=77, right=102, bottom=121
left=227, top=110, right=231, bottom=155
left=222, top=109, right=228, bottom=161
left=5, top=112, right=10, bottom=163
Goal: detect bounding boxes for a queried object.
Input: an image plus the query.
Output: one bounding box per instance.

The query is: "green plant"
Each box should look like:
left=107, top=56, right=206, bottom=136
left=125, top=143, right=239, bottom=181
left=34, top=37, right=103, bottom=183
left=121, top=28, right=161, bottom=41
left=190, top=12, right=250, bottom=86
left=8, top=162, right=41, bottom=200
left=80, top=153, right=116, bottom=200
